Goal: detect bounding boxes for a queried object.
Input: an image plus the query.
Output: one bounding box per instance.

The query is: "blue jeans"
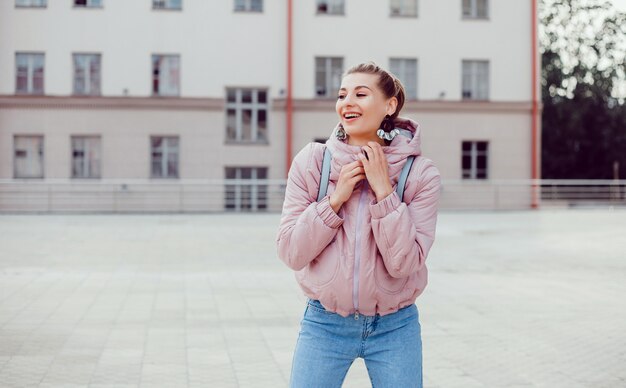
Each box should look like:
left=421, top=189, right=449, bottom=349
left=290, top=299, right=423, bottom=388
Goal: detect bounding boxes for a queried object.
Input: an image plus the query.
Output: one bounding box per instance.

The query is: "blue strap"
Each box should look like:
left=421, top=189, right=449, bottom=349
left=317, top=147, right=332, bottom=202
left=317, top=148, right=414, bottom=203
left=396, top=156, right=415, bottom=202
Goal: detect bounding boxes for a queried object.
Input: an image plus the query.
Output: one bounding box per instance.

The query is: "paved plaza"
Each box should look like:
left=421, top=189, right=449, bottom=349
left=0, top=209, right=625, bottom=388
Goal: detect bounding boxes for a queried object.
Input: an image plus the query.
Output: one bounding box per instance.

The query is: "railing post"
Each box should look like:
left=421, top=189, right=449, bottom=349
left=494, top=183, right=500, bottom=210
left=179, top=184, right=183, bottom=213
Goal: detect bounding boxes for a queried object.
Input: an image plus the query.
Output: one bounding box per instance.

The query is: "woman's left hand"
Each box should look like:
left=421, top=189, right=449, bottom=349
left=359, top=141, right=394, bottom=202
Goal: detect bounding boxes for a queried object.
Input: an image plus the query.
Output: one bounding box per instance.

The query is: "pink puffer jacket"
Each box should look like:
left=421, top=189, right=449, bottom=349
left=276, top=117, right=441, bottom=317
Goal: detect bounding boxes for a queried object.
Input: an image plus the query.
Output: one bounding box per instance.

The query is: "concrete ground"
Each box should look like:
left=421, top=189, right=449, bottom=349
left=0, top=209, right=625, bottom=388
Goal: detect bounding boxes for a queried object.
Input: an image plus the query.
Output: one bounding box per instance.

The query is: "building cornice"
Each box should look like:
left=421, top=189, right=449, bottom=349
left=273, top=99, right=541, bottom=113
left=0, top=95, right=542, bottom=114
left=0, top=95, right=225, bottom=110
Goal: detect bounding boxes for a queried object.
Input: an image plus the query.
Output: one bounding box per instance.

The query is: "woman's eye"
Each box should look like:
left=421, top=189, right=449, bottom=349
left=357, top=93, right=366, bottom=97
left=337, top=95, right=345, bottom=100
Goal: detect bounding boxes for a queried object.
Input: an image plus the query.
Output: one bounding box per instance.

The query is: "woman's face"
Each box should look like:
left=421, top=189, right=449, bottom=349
left=336, top=72, right=397, bottom=141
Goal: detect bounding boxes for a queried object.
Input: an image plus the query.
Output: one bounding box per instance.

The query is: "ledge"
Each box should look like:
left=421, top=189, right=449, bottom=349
left=0, top=95, right=225, bottom=110
left=272, top=99, right=539, bottom=113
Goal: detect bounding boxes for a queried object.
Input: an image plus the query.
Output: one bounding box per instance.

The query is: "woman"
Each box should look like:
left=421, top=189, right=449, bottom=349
left=276, top=62, right=441, bottom=387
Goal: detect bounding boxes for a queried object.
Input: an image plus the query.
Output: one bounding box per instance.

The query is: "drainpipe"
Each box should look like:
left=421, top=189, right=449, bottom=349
left=286, top=0, right=293, bottom=176
left=531, top=0, right=540, bottom=209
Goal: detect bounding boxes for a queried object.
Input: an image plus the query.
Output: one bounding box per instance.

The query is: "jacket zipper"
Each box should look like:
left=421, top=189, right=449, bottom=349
left=353, top=181, right=368, bottom=320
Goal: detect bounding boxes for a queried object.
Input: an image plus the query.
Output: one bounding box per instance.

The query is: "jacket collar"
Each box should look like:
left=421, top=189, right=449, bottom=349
left=325, top=117, right=422, bottom=184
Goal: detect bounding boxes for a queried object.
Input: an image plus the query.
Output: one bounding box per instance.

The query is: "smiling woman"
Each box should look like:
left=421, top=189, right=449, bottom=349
left=276, top=62, right=442, bottom=387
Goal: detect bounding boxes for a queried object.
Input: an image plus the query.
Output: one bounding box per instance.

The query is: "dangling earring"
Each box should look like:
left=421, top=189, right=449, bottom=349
left=377, top=115, right=400, bottom=142
left=336, top=124, right=347, bottom=140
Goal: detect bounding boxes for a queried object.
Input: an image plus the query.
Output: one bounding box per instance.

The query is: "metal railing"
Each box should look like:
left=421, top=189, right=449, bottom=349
left=0, top=179, right=624, bottom=213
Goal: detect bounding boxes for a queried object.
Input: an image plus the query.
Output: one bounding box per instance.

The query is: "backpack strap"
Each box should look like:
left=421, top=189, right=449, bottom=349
left=396, top=156, right=415, bottom=202
left=316, top=146, right=332, bottom=202
left=317, top=148, right=415, bottom=204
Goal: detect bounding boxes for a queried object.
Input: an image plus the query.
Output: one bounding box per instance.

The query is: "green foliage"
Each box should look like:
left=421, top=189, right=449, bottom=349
left=540, top=0, right=626, bottom=179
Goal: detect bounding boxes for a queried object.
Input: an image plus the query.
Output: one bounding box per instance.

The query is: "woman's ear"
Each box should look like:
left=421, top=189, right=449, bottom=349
left=386, top=97, right=398, bottom=116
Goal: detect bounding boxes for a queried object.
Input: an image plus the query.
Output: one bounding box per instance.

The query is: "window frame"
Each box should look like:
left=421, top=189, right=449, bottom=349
left=15, top=52, right=45, bottom=95
left=151, top=54, right=181, bottom=97
left=234, top=0, right=263, bottom=13
left=462, top=0, right=489, bottom=19
left=225, top=88, right=269, bottom=144
left=150, top=136, right=180, bottom=179
left=13, top=135, right=44, bottom=179
left=15, top=0, right=47, bottom=8
left=73, top=53, right=102, bottom=96
left=390, top=0, right=418, bottom=18
left=316, top=0, right=345, bottom=15
left=73, top=0, right=103, bottom=8
left=462, top=59, right=490, bottom=101
left=152, top=0, right=182, bottom=10
left=461, top=140, right=489, bottom=180
left=315, top=57, right=343, bottom=98
left=390, top=57, right=418, bottom=100
left=224, top=166, right=268, bottom=211
left=71, top=135, right=102, bottom=179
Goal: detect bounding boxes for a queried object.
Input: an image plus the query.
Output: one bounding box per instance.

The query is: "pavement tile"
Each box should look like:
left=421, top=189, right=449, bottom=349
left=0, top=211, right=625, bottom=387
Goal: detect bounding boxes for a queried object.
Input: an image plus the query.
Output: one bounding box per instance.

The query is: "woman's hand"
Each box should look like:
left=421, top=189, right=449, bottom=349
left=360, top=141, right=393, bottom=202
left=329, top=160, right=365, bottom=213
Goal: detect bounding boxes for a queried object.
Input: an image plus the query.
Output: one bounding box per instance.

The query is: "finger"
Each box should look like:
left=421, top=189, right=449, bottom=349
left=346, top=166, right=365, bottom=177
left=369, top=141, right=384, bottom=162
left=357, top=152, right=369, bottom=167
left=349, top=174, right=365, bottom=184
left=345, top=160, right=362, bottom=169
left=362, top=146, right=375, bottom=162
left=341, top=161, right=358, bottom=173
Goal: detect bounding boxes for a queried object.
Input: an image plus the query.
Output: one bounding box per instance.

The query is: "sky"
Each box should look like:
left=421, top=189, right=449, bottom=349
left=612, top=0, right=626, bottom=10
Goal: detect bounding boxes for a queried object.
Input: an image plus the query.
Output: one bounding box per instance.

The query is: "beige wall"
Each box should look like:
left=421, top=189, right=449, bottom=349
left=0, top=0, right=538, bottom=210
left=0, top=99, right=285, bottom=180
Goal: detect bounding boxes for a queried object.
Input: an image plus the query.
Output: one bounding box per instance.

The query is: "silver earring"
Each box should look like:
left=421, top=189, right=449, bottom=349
left=336, top=125, right=347, bottom=140
left=377, top=128, right=400, bottom=141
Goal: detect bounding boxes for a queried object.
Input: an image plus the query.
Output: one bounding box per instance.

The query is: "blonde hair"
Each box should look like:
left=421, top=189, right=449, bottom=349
left=344, top=62, right=405, bottom=120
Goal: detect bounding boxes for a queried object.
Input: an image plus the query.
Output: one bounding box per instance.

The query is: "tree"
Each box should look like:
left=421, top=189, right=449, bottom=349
left=540, top=0, right=626, bottom=179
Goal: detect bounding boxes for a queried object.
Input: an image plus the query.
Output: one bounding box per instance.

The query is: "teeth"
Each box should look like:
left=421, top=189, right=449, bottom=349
left=345, top=113, right=361, bottom=119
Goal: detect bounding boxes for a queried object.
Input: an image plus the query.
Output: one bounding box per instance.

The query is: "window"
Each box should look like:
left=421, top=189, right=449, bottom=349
left=74, top=0, right=102, bottom=7
left=16, top=53, right=44, bottom=95
left=73, top=54, right=101, bottom=95
left=14, top=136, right=44, bottom=179
left=315, top=57, right=343, bottom=98
left=390, top=0, right=417, bottom=17
left=71, top=136, right=101, bottom=179
left=225, top=167, right=268, bottom=211
left=462, top=0, right=488, bottom=19
left=153, top=0, right=181, bottom=10
left=316, top=0, right=344, bottom=15
left=462, top=141, right=488, bottom=179
left=152, top=55, right=180, bottom=96
left=462, top=60, right=489, bottom=100
left=151, top=136, right=179, bottom=178
left=226, top=88, right=268, bottom=143
left=390, top=58, right=418, bottom=99
left=15, top=0, right=46, bottom=7
left=234, top=0, right=262, bottom=12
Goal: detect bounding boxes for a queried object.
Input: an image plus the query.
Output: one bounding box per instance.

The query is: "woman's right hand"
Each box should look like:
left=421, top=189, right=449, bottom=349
left=329, top=160, right=365, bottom=213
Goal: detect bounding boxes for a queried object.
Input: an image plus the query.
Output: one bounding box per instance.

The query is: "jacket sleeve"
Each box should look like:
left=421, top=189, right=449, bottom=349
left=276, top=143, right=344, bottom=271
left=369, top=158, right=441, bottom=278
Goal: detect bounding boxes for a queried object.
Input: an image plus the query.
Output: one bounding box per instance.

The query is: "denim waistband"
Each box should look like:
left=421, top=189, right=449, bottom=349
left=307, top=298, right=415, bottom=318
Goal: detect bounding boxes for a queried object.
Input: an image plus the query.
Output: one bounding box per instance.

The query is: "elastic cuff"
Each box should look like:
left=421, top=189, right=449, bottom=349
left=370, top=191, right=401, bottom=219
left=316, top=196, right=344, bottom=228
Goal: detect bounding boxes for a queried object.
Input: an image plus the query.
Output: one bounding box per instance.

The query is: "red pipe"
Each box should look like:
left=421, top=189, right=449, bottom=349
left=531, top=0, right=539, bottom=209
left=286, top=0, right=293, bottom=176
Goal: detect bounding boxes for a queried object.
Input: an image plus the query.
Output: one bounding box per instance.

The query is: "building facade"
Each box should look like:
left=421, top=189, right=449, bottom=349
left=0, top=0, right=541, bottom=211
